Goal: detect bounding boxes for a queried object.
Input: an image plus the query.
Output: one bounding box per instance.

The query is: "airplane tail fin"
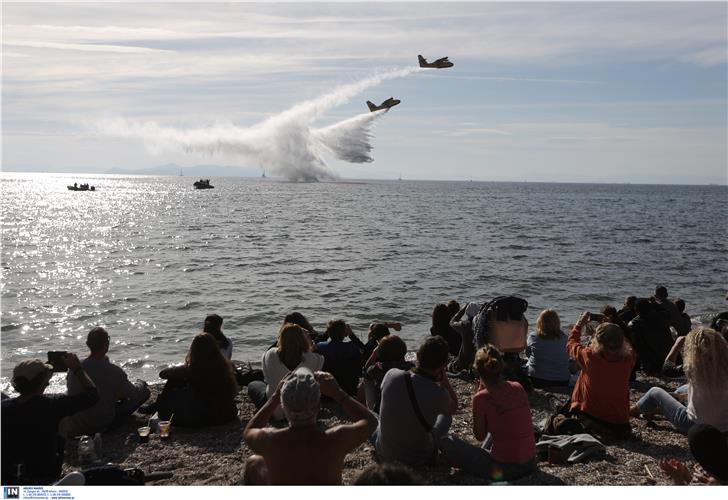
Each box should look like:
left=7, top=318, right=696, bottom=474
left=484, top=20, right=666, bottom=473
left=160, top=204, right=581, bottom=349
left=366, top=101, right=377, bottom=112
left=418, top=55, right=426, bottom=66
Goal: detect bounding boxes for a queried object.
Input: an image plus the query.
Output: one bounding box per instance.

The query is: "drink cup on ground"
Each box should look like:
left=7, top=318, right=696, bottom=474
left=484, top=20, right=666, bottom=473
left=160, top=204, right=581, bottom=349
left=158, top=421, right=171, bottom=439
left=137, top=426, right=150, bottom=443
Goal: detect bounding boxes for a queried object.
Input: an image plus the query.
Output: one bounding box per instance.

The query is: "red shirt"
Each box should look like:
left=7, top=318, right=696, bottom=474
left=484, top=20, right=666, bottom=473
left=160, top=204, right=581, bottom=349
left=567, top=327, right=636, bottom=424
left=472, top=381, right=535, bottom=464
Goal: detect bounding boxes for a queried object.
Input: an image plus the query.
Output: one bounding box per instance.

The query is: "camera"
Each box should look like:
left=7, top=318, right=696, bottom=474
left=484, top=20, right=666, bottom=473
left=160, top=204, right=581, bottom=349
left=587, top=313, right=604, bottom=323
left=47, top=351, right=69, bottom=372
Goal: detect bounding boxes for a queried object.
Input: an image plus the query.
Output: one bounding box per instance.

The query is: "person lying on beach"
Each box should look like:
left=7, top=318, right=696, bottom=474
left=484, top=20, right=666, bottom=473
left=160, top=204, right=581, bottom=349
left=155, top=333, right=238, bottom=427
left=439, top=344, right=537, bottom=482
left=630, top=328, right=728, bottom=435
left=247, top=323, right=324, bottom=419
left=2, top=355, right=98, bottom=485
left=243, top=368, right=377, bottom=485
left=568, top=314, right=635, bottom=439
left=315, top=320, right=366, bottom=395
left=373, top=335, right=457, bottom=466
left=62, top=326, right=150, bottom=436
left=203, top=314, right=232, bottom=359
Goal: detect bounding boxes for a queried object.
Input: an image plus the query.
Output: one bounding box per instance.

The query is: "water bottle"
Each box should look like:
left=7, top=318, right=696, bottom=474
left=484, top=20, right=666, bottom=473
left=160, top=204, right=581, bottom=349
left=77, top=435, right=97, bottom=464
left=93, top=433, right=103, bottom=460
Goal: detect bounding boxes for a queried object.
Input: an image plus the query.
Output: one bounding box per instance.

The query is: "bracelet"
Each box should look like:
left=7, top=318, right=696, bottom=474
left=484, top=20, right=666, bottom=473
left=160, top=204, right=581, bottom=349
left=73, top=367, right=84, bottom=375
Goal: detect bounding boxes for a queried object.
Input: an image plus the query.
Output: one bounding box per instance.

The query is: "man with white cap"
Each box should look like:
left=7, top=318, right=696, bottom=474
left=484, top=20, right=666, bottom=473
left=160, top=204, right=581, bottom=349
left=243, top=367, right=377, bottom=484
left=1, top=354, right=98, bottom=485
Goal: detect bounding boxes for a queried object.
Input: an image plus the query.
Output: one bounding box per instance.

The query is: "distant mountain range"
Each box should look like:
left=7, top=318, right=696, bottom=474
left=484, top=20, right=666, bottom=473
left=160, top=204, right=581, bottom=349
left=107, top=163, right=264, bottom=177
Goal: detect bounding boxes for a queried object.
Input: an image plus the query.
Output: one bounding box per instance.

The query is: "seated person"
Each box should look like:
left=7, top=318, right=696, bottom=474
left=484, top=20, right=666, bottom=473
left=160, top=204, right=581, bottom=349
left=248, top=323, right=324, bottom=419
left=686, top=424, right=728, bottom=484
left=353, top=463, right=426, bottom=485
left=628, top=298, right=674, bottom=374
left=447, top=302, right=480, bottom=373
left=374, top=336, right=457, bottom=466
left=431, top=303, right=461, bottom=356
left=568, top=314, right=636, bottom=438
left=203, top=314, right=233, bottom=359
left=653, top=286, right=689, bottom=336
left=361, top=335, right=413, bottom=412
left=2, top=355, right=98, bottom=485
left=617, top=296, right=637, bottom=324
left=361, top=321, right=402, bottom=365
left=439, top=345, right=536, bottom=482
left=63, top=327, right=150, bottom=436
left=662, top=334, right=686, bottom=377
left=156, top=333, right=238, bottom=427
left=525, top=309, right=570, bottom=388
left=673, top=298, right=693, bottom=337
left=630, top=328, right=728, bottom=435
left=243, top=368, right=377, bottom=485
left=315, top=320, right=366, bottom=395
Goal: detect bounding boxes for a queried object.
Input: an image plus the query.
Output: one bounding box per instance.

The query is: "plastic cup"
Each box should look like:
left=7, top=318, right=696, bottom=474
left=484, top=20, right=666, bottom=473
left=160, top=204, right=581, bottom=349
left=158, top=421, right=171, bottom=439
left=137, top=426, right=150, bottom=443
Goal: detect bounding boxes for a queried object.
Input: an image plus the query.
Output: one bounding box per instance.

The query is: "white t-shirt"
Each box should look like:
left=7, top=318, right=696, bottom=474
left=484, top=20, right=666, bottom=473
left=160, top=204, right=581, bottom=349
left=687, top=382, right=728, bottom=432
left=261, top=347, right=324, bottom=419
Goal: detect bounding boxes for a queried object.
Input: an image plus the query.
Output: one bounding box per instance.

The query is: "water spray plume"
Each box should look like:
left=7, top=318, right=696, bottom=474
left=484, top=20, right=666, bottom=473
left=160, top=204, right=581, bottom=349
left=94, top=66, right=423, bottom=181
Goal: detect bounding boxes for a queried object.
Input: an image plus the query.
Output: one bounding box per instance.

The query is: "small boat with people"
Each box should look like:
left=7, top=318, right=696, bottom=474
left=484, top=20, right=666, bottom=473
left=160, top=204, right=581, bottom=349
left=67, top=182, right=95, bottom=191
left=193, top=179, right=214, bottom=189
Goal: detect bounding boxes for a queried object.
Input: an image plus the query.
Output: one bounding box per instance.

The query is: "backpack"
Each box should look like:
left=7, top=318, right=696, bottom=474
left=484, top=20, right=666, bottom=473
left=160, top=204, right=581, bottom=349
left=473, top=296, right=528, bottom=352
left=231, top=361, right=264, bottom=387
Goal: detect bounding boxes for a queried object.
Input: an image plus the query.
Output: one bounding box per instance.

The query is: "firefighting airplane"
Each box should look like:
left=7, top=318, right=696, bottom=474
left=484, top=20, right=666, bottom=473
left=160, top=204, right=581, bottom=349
left=418, top=54, right=454, bottom=68
left=366, top=97, right=401, bottom=112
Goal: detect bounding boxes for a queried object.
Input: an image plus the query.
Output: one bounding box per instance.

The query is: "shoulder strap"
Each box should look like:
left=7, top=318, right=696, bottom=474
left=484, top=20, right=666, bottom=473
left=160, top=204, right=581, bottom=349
left=404, top=372, right=432, bottom=432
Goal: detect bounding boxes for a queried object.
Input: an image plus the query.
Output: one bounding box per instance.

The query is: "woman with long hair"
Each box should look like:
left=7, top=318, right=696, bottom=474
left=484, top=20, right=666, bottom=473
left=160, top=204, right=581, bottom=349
left=247, top=323, right=324, bottom=419
left=438, top=344, right=536, bottom=482
left=568, top=313, right=636, bottom=437
left=157, top=333, right=239, bottom=426
left=631, top=328, right=728, bottom=434
left=525, top=309, right=570, bottom=388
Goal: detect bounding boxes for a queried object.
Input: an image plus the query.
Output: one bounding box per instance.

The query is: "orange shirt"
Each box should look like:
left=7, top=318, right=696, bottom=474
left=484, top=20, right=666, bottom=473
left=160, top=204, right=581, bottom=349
left=567, top=327, right=636, bottom=424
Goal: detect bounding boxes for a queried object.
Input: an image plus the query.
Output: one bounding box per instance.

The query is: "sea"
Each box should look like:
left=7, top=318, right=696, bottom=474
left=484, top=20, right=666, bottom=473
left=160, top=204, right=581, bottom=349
left=1, top=172, right=726, bottom=393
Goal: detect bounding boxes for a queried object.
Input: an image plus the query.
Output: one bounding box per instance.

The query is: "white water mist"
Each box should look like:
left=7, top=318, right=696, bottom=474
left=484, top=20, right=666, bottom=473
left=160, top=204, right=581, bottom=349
left=94, top=66, right=422, bottom=181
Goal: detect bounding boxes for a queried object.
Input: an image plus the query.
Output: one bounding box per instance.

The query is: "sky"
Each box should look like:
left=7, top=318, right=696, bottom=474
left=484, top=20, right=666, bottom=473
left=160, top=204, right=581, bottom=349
left=2, top=1, right=727, bottom=183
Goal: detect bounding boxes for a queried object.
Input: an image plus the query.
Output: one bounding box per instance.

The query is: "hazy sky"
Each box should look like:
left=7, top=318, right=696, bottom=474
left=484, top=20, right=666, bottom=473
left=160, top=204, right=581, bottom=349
left=2, top=1, right=727, bottom=183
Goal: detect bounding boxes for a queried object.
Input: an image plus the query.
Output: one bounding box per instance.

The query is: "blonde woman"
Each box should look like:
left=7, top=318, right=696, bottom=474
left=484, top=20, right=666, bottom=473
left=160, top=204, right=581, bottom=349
left=525, top=309, right=570, bottom=388
left=247, top=323, right=324, bottom=419
left=568, top=312, right=636, bottom=436
left=630, top=328, right=728, bottom=434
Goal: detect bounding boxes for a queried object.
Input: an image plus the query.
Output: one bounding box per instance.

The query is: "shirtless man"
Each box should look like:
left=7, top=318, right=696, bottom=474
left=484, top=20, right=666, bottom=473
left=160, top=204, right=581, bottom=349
left=243, top=367, right=377, bottom=485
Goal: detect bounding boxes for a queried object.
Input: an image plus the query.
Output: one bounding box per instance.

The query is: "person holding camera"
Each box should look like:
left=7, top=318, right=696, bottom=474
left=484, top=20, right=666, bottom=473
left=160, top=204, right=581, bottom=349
left=568, top=313, right=636, bottom=438
left=1, top=354, right=98, bottom=485
left=314, top=320, right=366, bottom=395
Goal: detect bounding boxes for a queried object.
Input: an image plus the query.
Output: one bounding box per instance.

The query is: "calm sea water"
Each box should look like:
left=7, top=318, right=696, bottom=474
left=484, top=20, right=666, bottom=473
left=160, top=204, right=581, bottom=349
left=1, top=173, right=726, bottom=392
